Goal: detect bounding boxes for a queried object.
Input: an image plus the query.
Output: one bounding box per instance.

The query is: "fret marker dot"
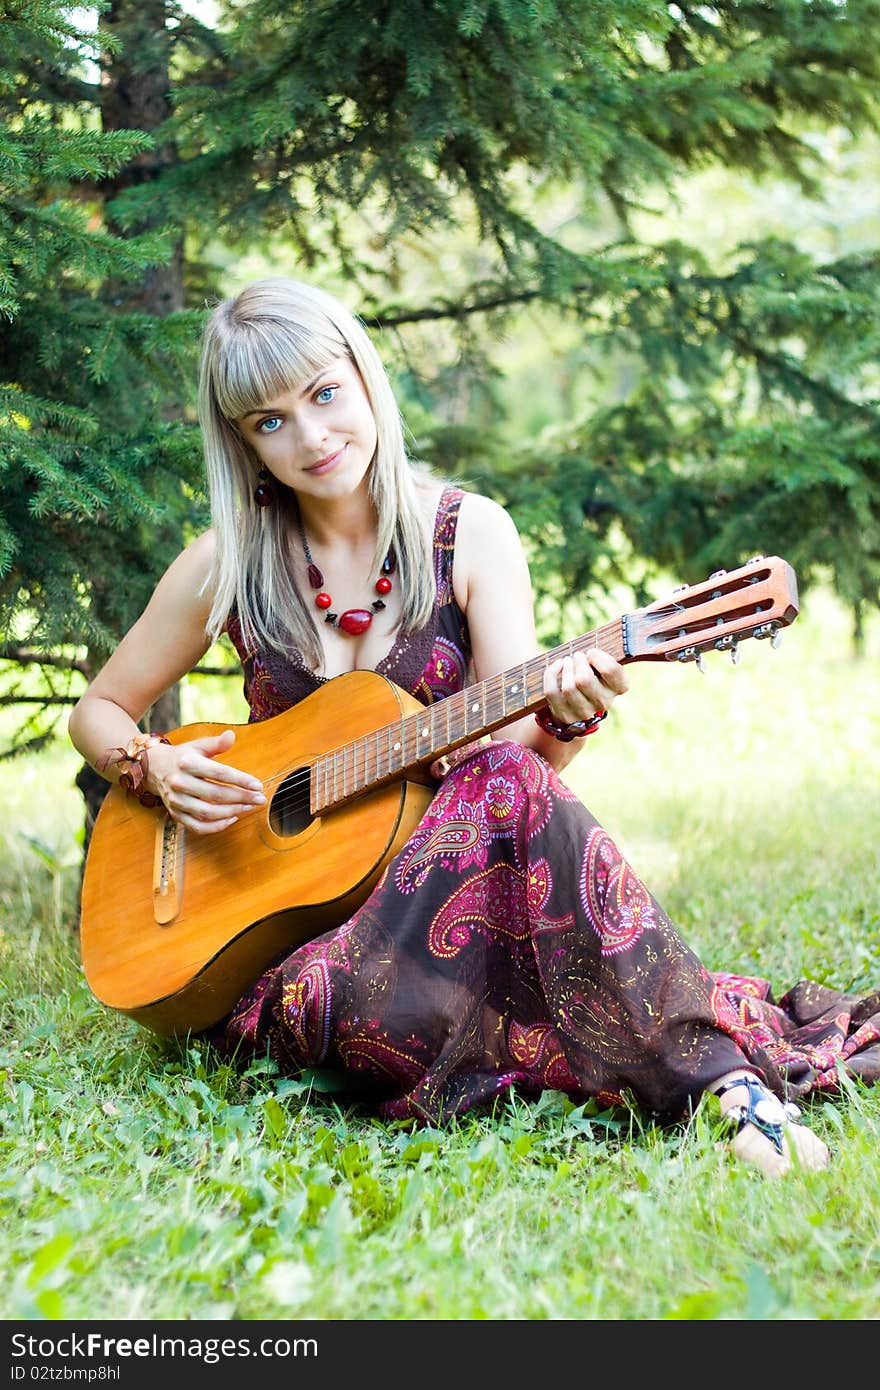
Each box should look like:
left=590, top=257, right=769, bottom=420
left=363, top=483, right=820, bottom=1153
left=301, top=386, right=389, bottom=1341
left=421, top=727, right=429, bottom=738
left=471, top=702, right=479, bottom=713
left=393, top=741, right=401, bottom=751
left=511, top=683, right=519, bottom=692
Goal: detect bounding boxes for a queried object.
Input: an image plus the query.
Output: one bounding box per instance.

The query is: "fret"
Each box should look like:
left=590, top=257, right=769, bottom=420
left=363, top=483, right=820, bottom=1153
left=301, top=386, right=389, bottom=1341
left=416, top=709, right=432, bottom=760
left=504, top=668, right=525, bottom=718
left=466, top=689, right=480, bottom=737
left=402, top=712, right=414, bottom=765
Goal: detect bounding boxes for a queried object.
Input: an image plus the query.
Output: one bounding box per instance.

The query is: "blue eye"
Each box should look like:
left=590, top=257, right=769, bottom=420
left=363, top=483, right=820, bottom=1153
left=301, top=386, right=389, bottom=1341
left=315, top=385, right=338, bottom=404
left=257, top=416, right=282, bottom=434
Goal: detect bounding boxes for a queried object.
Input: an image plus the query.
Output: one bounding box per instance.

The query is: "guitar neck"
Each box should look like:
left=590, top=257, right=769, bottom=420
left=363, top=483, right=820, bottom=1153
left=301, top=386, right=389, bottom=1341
left=311, top=618, right=626, bottom=814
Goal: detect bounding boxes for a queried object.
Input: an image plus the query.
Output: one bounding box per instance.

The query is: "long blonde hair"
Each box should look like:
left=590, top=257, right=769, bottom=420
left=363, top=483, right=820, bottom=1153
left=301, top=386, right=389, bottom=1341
left=198, top=277, right=437, bottom=668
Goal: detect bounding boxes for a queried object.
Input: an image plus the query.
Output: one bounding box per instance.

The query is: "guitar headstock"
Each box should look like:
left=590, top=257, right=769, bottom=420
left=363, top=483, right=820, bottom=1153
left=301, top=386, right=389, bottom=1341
left=625, top=556, right=799, bottom=665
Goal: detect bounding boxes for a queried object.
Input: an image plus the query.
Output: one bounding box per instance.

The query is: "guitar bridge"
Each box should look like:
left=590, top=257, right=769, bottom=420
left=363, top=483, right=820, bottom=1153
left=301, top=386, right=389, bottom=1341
left=153, top=813, right=184, bottom=925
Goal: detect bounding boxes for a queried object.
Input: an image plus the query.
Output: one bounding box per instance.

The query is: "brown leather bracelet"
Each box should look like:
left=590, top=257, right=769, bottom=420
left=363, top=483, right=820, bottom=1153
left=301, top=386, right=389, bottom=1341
left=97, top=733, right=170, bottom=806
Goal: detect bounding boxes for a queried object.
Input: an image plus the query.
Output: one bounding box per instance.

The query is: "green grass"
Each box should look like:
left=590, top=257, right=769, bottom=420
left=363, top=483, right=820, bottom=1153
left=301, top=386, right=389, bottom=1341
left=1, top=584, right=879, bottom=1321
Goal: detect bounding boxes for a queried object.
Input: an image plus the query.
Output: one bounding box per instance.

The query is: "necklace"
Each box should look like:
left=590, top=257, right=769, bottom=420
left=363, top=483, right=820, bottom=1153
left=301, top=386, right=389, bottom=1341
left=296, top=510, right=395, bottom=637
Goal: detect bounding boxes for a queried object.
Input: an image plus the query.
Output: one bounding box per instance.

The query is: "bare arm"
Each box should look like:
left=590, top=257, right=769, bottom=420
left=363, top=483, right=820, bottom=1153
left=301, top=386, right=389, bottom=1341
left=451, top=492, right=629, bottom=773
left=68, top=531, right=265, bottom=833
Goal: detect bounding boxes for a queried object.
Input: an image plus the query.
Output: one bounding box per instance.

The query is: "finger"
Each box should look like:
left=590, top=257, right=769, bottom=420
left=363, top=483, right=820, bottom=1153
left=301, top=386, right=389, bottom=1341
left=166, top=771, right=265, bottom=810
left=184, top=774, right=266, bottom=808
left=172, top=811, right=239, bottom=836
left=584, top=646, right=629, bottom=695
left=175, top=746, right=265, bottom=797
left=544, top=656, right=606, bottom=723
left=192, top=729, right=237, bottom=754
left=171, top=790, right=263, bottom=821
left=542, top=658, right=584, bottom=723
left=571, top=650, right=614, bottom=710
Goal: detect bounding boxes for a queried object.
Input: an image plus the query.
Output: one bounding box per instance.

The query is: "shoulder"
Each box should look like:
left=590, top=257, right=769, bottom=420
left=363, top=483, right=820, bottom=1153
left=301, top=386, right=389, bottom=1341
left=148, top=529, right=217, bottom=617
left=456, top=490, right=523, bottom=554
left=163, top=528, right=216, bottom=581
left=452, top=491, right=527, bottom=609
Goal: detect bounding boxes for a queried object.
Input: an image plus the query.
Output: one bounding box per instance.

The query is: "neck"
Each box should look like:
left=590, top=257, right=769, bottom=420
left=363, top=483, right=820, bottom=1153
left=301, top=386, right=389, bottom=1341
left=293, top=483, right=376, bottom=551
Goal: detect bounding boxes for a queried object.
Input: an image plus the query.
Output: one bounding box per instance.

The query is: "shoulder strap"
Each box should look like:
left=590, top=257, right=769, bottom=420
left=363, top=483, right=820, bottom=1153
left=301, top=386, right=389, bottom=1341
left=433, top=486, right=465, bottom=606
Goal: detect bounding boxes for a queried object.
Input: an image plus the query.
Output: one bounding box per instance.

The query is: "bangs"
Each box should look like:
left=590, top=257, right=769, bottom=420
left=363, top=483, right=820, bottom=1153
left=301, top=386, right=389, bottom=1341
left=211, top=317, right=347, bottom=420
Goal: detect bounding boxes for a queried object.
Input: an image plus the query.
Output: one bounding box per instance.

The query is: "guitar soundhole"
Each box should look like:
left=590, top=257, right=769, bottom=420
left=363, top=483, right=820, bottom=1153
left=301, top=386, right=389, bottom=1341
left=268, top=766, right=314, bottom=837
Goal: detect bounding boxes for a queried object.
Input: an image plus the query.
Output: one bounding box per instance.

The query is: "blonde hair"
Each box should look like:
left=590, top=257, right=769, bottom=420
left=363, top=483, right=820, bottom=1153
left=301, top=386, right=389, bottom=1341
left=198, top=277, right=436, bottom=669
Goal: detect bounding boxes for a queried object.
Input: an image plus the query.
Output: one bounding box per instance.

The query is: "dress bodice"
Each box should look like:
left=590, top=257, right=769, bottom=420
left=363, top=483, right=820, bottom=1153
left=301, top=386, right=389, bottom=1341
left=225, top=486, right=472, bottom=721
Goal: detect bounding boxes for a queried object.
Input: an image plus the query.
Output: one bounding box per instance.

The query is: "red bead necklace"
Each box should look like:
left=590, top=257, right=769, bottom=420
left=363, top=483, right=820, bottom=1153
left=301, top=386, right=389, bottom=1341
left=297, top=512, right=395, bottom=637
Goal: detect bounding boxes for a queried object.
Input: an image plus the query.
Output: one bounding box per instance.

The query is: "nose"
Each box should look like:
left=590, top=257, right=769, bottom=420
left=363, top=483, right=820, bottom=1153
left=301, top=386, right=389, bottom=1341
left=296, top=408, right=329, bottom=453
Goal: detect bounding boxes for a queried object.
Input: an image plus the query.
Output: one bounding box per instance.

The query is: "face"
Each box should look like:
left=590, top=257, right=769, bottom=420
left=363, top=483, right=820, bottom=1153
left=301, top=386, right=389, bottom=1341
left=236, top=355, right=379, bottom=502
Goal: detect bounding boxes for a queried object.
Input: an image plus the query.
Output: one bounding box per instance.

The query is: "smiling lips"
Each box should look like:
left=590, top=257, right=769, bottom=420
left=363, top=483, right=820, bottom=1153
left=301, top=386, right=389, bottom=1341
left=306, top=445, right=345, bottom=475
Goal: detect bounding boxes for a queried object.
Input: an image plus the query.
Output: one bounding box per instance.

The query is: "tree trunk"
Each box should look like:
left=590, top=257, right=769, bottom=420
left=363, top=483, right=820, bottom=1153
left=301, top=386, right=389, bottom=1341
left=100, top=0, right=184, bottom=316
left=73, top=0, right=187, bottom=897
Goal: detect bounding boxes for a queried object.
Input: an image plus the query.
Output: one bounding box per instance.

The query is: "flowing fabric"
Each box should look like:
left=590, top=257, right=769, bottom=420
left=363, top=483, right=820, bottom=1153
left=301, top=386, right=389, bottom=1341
left=215, top=488, right=880, bottom=1122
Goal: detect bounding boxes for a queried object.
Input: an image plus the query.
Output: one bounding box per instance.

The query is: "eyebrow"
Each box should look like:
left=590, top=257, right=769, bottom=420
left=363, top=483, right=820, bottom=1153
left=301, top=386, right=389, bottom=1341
left=240, top=369, right=333, bottom=420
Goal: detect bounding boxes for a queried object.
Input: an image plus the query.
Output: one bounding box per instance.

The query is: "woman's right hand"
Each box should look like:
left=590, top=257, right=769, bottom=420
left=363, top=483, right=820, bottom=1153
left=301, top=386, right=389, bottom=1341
left=145, top=729, right=266, bottom=834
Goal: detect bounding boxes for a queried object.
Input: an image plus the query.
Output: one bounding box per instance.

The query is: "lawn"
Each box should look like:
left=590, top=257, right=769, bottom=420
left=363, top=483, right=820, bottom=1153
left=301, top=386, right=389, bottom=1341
left=1, top=580, right=878, bottom=1321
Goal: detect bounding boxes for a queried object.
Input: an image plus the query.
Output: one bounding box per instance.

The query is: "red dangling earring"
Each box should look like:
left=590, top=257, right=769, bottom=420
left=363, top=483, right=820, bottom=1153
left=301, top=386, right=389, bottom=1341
left=254, top=466, right=274, bottom=507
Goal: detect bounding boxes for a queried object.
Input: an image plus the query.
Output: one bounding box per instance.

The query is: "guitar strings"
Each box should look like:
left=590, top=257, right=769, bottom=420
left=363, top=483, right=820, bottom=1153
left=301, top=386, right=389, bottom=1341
left=167, top=626, right=628, bottom=867
left=230, top=627, right=626, bottom=828
left=226, top=628, right=625, bottom=823
left=151, top=577, right=777, bottom=863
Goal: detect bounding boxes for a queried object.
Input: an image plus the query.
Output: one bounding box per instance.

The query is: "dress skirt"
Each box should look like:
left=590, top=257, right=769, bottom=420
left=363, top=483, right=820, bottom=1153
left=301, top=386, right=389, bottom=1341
left=218, top=741, right=880, bottom=1124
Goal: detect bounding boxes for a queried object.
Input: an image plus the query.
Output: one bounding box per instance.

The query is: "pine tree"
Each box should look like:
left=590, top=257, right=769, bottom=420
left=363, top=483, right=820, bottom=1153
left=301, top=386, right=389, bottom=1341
left=0, top=1, right=206, bottom=766
left=151, top=0, right=880, bottom=639
left=3, top=0, right=879, bottom=770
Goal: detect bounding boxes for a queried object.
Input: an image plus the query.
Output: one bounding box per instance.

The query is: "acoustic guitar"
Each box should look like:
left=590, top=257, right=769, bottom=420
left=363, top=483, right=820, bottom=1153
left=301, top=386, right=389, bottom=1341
left=79, top=554, right=798, bottom=1036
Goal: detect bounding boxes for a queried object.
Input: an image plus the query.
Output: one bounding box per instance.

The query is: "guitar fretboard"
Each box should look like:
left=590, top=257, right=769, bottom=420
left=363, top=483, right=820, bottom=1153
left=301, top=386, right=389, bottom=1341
left=311, top=617, right=626, bottom=813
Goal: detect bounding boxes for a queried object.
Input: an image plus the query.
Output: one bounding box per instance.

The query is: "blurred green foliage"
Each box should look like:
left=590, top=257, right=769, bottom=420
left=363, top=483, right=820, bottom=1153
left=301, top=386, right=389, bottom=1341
left=1, top=0, right=879, bottom=751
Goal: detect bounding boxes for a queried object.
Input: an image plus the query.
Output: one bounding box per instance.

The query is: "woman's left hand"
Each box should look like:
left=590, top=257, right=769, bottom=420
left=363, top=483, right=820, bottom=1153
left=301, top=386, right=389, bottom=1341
left=543, top=647, right=629, bottom=727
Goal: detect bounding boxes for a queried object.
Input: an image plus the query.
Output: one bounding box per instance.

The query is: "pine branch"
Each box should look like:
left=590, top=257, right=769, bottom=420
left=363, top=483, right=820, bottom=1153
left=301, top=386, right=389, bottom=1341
left=0, top=645, right=89, bottom=674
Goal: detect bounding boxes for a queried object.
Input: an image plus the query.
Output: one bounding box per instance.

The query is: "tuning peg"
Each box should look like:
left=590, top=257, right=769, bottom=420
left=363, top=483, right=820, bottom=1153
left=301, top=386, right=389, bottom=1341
left=730, top=643, right=740, bottom=666
left=771, top=629, right=783, bottom=649
left=696, top=653, right=706, bottom=673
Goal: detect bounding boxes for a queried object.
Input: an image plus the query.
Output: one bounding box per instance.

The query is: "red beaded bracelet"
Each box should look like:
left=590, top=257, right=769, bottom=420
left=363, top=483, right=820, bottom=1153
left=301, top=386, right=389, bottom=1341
left=534, top=706, right=607, bottom=743
left=97, top=732, right=170, bottom=807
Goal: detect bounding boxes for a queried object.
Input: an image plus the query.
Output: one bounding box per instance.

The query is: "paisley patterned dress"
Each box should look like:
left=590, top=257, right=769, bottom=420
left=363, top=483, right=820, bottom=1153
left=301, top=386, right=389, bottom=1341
left=216, top=487, right=880, bottom=1123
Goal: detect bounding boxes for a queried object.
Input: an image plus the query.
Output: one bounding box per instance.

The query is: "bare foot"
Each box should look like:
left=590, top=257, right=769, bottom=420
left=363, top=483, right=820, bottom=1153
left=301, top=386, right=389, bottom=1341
left=714, top=1073, right=830, bottom=1178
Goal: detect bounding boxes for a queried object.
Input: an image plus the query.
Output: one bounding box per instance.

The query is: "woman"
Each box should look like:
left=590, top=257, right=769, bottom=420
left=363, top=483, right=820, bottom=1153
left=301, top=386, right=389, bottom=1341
left=70, top=277, right=866, bottom=1178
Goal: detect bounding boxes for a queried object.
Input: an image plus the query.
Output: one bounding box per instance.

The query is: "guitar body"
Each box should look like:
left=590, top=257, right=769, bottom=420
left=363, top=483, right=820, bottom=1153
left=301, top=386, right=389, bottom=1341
left=80, top=671, right=436, bottom=1036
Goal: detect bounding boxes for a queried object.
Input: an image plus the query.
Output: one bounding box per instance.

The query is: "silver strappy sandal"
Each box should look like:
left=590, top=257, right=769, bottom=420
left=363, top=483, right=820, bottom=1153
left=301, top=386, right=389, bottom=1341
left=714, top=1073, right=802, bottom=1155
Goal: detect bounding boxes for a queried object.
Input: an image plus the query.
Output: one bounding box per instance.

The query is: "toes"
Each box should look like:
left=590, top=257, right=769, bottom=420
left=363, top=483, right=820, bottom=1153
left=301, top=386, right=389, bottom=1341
left=785, top=1124, right=830, bottom=1172
left=731, top=1121, right=829, bottom=1178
